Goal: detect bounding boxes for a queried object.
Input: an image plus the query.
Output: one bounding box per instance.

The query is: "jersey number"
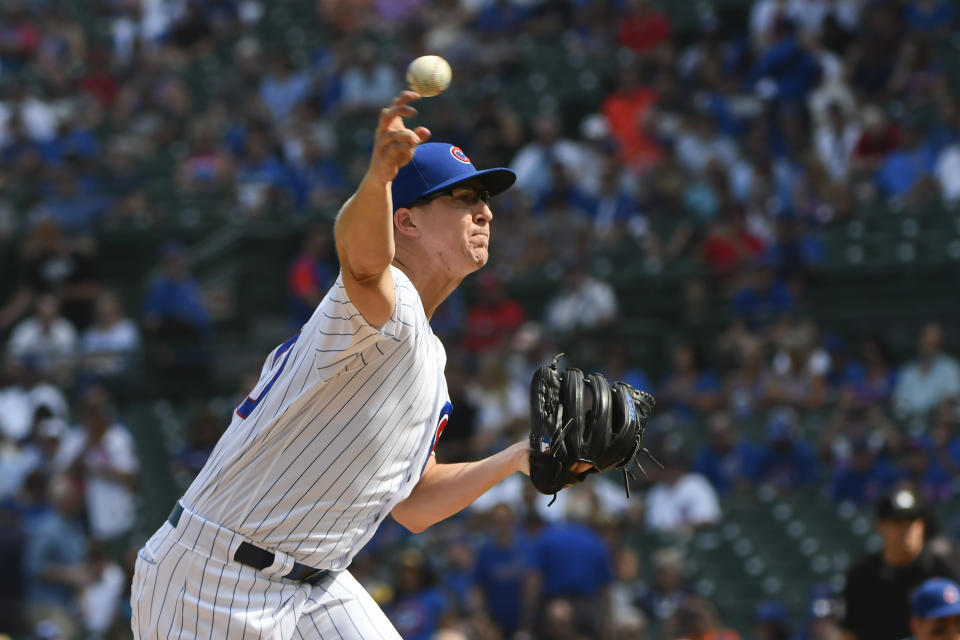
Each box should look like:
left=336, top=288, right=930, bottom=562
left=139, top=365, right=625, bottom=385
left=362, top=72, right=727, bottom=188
left=236, top=331, right=301, bottom=419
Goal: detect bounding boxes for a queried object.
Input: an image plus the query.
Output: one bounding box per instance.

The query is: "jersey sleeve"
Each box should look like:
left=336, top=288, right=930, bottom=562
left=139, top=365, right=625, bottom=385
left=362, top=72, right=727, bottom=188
left=301, top=266, right=427, bottom=381
left=331, top=266, right=424, bottom=343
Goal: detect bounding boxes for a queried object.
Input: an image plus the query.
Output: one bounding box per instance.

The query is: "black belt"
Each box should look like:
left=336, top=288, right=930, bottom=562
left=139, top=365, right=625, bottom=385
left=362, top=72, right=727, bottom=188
left=167, top=502, right=329, bottom=585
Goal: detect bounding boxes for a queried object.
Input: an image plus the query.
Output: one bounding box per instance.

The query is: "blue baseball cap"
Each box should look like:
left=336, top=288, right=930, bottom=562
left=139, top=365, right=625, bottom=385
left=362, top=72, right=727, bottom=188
left=391, top=142, right=516, bottom=210
left=755, top=600, right=789, bottom=625
left=912, top=578, right=960, bottom=620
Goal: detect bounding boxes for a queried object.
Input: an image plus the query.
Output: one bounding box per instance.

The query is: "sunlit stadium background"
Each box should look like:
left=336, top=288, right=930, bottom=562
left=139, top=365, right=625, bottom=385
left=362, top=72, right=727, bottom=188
left=1, top=0, right=960, bottom=638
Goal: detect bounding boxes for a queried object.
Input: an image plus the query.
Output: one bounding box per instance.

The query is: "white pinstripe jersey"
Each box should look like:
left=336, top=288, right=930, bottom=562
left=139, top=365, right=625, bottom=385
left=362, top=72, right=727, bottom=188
left=182, top=266, right=450, bottom=571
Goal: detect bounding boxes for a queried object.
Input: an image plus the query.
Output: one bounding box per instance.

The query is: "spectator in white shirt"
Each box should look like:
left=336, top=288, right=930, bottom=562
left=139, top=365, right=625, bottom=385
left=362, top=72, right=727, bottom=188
left=79, top=542, right=127, bottom=635
left=935, top=142, right=960, bottom=204
left=645, top=449, right=722, bottom=533
left=675, top=112, right=740, bottom=177
left=7, top=294, right=77, bottom=382
left=894, top=322, right=960, bottom=418
left=510, top=115, right=591, bottom=199
left=0, top=358, right=70, bottom=441
left=338, top=42, right=400, bottom=116
left=57, top=387, right=139, bottom=541
left=80, top=290, right=140, bottom=382
left=815, top=101, right=861, bottom=183
left=545, top=261, right=619, bottom=335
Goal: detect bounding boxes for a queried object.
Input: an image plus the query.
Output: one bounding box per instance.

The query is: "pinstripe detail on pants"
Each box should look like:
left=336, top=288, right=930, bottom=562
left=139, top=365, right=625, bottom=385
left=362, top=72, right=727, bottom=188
left=130, top=520, right=401, bottom=639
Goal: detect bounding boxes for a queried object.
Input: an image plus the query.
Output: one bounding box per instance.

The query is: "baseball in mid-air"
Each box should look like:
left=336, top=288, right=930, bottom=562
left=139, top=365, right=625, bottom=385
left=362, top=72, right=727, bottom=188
left=406, top=55, right=452, bottom=97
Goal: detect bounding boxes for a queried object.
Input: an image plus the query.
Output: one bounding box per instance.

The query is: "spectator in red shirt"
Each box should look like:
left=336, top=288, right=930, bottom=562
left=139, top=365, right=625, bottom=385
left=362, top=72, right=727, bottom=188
left=700, top=206, right=766, bottom=284
left=602, top=64, right=662, bottom=171
left=618, top=0, right=672, bottom=56
left=0, top=1, right=40, bottom=71
left=463, top=271, right=526, bottom=354
left=79, top=49, right=119, bottom=108
left=852, top=105, right=900, bottom=175
left=287, top=222, right=337, bottom=327
left=177, top=122, right=234, bottom=192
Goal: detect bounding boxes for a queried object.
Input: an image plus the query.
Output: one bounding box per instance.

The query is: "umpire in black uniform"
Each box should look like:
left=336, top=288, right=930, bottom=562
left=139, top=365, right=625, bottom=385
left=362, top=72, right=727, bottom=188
left=841, top=486, right=959, bottom=640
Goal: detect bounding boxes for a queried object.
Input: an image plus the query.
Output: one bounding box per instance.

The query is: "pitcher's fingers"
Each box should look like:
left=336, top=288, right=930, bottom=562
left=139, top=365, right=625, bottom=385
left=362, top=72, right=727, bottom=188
left=384, top=140, right=418, bottom=157
left=569, top=462, right=593, bottom=474
left=383, top=136, right=421, bottom=159
left=377, top=103, right=419, bottom=130
left=384, top=144, right=417, bottom=168
left=393, top=90, right=422, bottom=105
left=378, top=128, right=422, bottom=150
left=413, top=126, right=431, bottom=143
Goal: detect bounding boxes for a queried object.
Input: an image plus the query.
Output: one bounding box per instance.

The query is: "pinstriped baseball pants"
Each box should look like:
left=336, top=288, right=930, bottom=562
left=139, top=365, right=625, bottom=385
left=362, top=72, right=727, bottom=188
left=130, top=505, right=401, bottom=639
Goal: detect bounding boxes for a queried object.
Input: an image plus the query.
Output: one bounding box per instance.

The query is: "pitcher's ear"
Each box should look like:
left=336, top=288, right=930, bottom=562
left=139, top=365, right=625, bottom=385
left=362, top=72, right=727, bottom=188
left=394, top=207, right=420, bottom=236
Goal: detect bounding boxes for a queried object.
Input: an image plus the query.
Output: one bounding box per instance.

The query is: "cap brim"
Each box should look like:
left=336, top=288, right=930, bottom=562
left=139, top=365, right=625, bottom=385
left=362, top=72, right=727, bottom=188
left=878, top=507, right=925, bottom=521
left=924, top=603, right=960, bottom=619
left=410, top=167, right=517, bottom=206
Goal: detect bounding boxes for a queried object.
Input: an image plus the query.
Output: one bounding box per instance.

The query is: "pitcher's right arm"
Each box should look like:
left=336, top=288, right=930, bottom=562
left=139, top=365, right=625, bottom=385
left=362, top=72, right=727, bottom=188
left=333, top=91, right=430, bottom=328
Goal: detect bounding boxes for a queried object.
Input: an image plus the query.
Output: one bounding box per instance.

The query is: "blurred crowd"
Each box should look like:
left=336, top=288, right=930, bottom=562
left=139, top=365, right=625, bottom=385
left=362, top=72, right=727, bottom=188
left=1, top=0, right=960, bottom=639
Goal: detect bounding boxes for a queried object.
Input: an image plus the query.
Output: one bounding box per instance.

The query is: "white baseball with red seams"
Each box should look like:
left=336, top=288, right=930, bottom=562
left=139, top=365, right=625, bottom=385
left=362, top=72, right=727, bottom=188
left=406, top=55, right=452, bottom=97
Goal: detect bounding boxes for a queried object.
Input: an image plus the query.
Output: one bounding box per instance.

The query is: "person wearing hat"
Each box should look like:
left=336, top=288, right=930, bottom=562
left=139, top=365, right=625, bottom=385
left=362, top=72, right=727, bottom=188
left=131, top=91, right=589, bottom=639
left=796, top=586, right=843, bottom=640
left=907, top=578, right=960, bottom=640
left=840, top=486, right=959, bottom=640
left=753, top=600, right=792, bottom=640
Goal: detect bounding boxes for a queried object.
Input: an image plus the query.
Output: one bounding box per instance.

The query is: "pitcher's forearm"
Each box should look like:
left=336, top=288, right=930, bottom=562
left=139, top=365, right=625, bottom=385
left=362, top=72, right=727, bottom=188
left=392, top=442, right=528, bottom=533
left=334, top=175, right=395, bottom=281
left=335, top=91, right=428, bottom=281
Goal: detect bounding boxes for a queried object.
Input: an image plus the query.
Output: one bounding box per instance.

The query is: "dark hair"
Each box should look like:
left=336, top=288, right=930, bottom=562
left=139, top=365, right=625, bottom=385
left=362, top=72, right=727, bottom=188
left=862, top=334, right=893, bottom=365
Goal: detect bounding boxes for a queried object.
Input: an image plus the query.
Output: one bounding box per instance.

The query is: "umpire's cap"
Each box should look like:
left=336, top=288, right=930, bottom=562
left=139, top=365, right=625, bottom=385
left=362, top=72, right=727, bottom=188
left=391, top=142, right=515, bottom=210
left=875, top=486, right=926, bottom=521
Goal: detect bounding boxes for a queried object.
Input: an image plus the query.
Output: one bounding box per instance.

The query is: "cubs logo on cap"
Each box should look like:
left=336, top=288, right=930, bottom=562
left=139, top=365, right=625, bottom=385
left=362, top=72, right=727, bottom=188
left=391, top=142, right=516, bottom=210
left=946, top=585, right=959, bottom=604
left=450, top=146, right=471, bottom=164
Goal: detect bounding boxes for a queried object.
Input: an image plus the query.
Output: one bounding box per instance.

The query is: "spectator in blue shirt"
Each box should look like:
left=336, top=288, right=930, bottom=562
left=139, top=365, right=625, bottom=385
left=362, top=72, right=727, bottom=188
left=441, top=537, right=474, bottom=615
left=658, top=341, right=724, bottom=421
left=845, top=335, right=899, bottom=407
left=755, top=407, right=819, bottom=489
left=748, top=19, right=821, bottom=105
left=588, top=160, right=640, bottom=244
left=906, top=0, right=955, bottom=36
left=258, top=50, right=311, bottom=123
left=875, top=122, right=939, bottom=200
left=29, top=171, right=110, bottom=235
left=764, top=216, right=825, bottom=285
left=601, top=347, right=652, bottom=398
left=384, top=549, right=450, bottom=640
left=693, top=411, right=760, bottom=494
left=473, top=503, right=529, bottom=637
left=22, top=476, right=88, bottom=640
left=523, top=492, right=613, bottom=638
left=752, top=599, right=792, bottom=640
left=233, top=130, right=298, bottom=216
left=473, top=0, right=530, bottom=36
left=292, top=136, right=347, bottom=210
left=830, top=438, right=901, bottom=505
left=731, top=260, right=795, bottom=331
left=929, top=399, right=960, bottom=477
left=143, top=242, right=212, bottom=333
left=899, top=438, right=953, bottom=504
left=171, top=406, right=224, bottom=482
left=142, top=241, right=213, bottom=389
